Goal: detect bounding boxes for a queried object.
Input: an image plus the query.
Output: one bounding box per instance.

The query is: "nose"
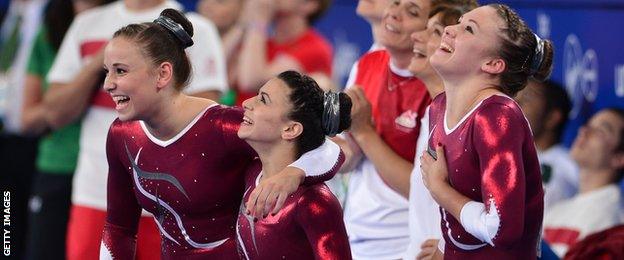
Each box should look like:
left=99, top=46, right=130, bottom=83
left=411, top=30, right=425, bottom=43
left=444, top=24, right=457, bottom=38
left=103, top=73, right=115, bottom=92
left=242, top=98, right=253, bottom=111
left=385, top=3, right=400, bottom=21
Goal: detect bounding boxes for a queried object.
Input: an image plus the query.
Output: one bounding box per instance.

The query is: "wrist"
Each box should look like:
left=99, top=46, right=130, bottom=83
left=247, top=20, right=269, bottom=34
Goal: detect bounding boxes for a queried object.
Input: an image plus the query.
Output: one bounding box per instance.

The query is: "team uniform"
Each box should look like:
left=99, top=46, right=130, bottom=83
left=236, top=159, right=351, bottom=260
left=427, top=94, right=544, bottom=259
left=101, top=105, right=343, bottom=259
left=234, top=29, right=333, bottom=105
left=46, top=1, right=227, bottom=259
left=343, top=50, right=431, bottom=259
left=543, top=184, right=622, bottom=257
left=538, top=144, right=579, bottom=211
left=404, top=106, right=443, bottom=259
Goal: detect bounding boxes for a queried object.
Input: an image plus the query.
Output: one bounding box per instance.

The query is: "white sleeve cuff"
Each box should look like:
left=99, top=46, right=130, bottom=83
left=459, top=200, right=500, bottom=246
left=289, top=138, right=340, bottom=176
left=437, top=238, right=445, bottom=253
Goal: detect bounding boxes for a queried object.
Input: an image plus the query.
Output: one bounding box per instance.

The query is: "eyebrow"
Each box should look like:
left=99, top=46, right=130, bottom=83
left=599, top=121, right=615, bottom=134
left=408, top=1, right=421, bottom=11
left=468, top=19, right=480, bottom=29
left=260, top=92, right=271, bottom=103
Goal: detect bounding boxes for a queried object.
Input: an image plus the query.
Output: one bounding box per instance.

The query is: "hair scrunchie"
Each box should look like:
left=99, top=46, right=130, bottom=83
left=529, top=33, right=545, bottom=75
left=154, top=15, right=194, bottom=49
left=322, top=91, right=341, bottom=137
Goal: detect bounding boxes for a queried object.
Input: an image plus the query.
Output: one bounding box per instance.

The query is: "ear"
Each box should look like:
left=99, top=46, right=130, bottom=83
left=611, top=151, right=624, bottom=172
left=481, top=58, right=506, bottom=75
left=155, top=61, right=174, bottom=91
left=281, top=121, right=303, bottom=141
left=301, top=0, right=320, bottom=17
left=545, top=110, right=563, bottom=131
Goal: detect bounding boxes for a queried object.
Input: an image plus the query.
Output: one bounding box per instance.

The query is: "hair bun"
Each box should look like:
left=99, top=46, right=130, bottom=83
left=154, top=9, right=194, bottom=49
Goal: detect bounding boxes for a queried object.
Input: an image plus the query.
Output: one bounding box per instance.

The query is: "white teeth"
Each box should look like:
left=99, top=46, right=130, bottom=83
left=385, top=23, right=398, bottom=33
left=112, top=95, right=130, bottom=104
left=242, top=116, right=253, bottom=125
left=440, top=42, right=454, bottom=53
left=413, top=48, right=426, bottom=57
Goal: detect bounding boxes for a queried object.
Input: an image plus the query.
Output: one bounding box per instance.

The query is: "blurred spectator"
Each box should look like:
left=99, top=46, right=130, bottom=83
left=516, top=79, right=579, bottom=211
left=197, top=0, right=245, bottom=104
left=20, top=0, right=111, bottom=259
left=236, top=0, right=333, bottom=105
left=338, top=0, right=433, bottom=258
left=564, top=224, right=624, bottom=260
left=42, top=0, right=226, bottom=259
left=0, top=0, right=47, bottom=258
left=544, top=108, right=624, bottom=257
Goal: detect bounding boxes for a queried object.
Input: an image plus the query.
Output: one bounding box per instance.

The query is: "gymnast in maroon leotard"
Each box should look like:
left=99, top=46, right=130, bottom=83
left=236, top=71, right=352, bottom=260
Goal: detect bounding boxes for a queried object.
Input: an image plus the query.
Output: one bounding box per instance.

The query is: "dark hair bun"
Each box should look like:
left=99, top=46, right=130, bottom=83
left=338, top=92, right=352, bottom=133
left=532, top=39, right=554, bottom=82
left=160, top=8, right=194, bottom=38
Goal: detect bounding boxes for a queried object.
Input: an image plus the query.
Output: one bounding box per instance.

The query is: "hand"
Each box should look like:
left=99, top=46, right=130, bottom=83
left=330, top=134, right=363, bottom=173
left=245, top=166, right=304, bottom=219
left=416, top=239, right=440, bottom=260
left=345, top=86, right=375, bottom=137
left=246, top=0, right=275, bottom=25
left=420, top=144, right=449, bottom=192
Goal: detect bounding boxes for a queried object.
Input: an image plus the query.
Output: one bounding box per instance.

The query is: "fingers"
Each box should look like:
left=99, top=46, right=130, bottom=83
left=271, top=192, right=288, bottom=215
left=252, top=182, right=273, bottom=218
left=245, top=185, right=263, bottom=216
left=435, top=144, right=446, bottom=161
left=421, top=239, right=439, bottom=248
left=263, top=190, right=280, bottom=217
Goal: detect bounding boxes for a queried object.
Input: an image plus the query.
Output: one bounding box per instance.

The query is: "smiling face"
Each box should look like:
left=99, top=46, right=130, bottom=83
left=103, top=37, right=161, bottom=122
left=408, top=12, right=445, bottom=78
left=571, top=110, right=624, bottom=171
left=379, top=0, right=430, bottom=53
left=430, top=6, right=505, bottom=80
left=238, top=78, right=295, bottom=144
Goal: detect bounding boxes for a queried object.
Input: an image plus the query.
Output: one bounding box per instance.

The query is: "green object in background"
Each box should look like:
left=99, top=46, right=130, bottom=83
left=220, top=89, right=237, bottom=106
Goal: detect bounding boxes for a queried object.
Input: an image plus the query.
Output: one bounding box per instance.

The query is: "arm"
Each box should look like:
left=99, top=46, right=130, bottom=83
left=296, top=187, right=352, bottom=260
left=44, top=50, right=103, bottom=129
left=331, top=134, right=363, bottom=173
left=21, top=74, right=47, bottom=135
left=236, top=0, right=303, bottom=92
left=346, top=86, right=413, bottom=198
left=100, top=123, right=142, bottom=259
left=246, top=141, right=345, bottom=218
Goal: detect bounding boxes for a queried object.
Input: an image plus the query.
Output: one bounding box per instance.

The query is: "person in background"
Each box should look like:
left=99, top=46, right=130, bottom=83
left=197, top=0, right=245, bottom=105
left=338, top=0, right=433, bottom=258
left=236, top=0, right=333, bottom=105
left=0, top=0, right=48, bottom=257
left=20, top=0, right=112, bottom=258
left=543, top=108, right=624, bottom=257
left=515, top=79, right=578, bottom=211
left=42, top=0, right=227, bottom=258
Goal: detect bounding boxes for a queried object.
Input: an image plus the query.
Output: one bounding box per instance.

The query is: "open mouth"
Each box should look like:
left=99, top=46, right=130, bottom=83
left=242, top=115, right=253, bottom=125
left=112, top=95, right=130, bottom=109
left=385, top=23, right=399, bottom=34
left=440, top=42, right=454, bottom=53
left=413, top=47, right=427, bottom=58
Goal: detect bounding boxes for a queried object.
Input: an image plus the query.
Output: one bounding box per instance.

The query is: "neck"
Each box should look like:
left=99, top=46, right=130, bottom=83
left=535, top=132, right=557, bottom=152
left=371, top=22, right=383, bottom=46
left=251, top=141, right=298, bottom=179
left=388, top=51, right=414, bottom=70
left=124, top=0, right=164, bottom=11
left=274, top=15, right=308, bottom=43
left=419, top=73, right=444, bottom=98
left=578, top=168, right=614, bottom=194
left=443, top=75, right=497, bottom=123
left=143, top=93, right=193, bottom=140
